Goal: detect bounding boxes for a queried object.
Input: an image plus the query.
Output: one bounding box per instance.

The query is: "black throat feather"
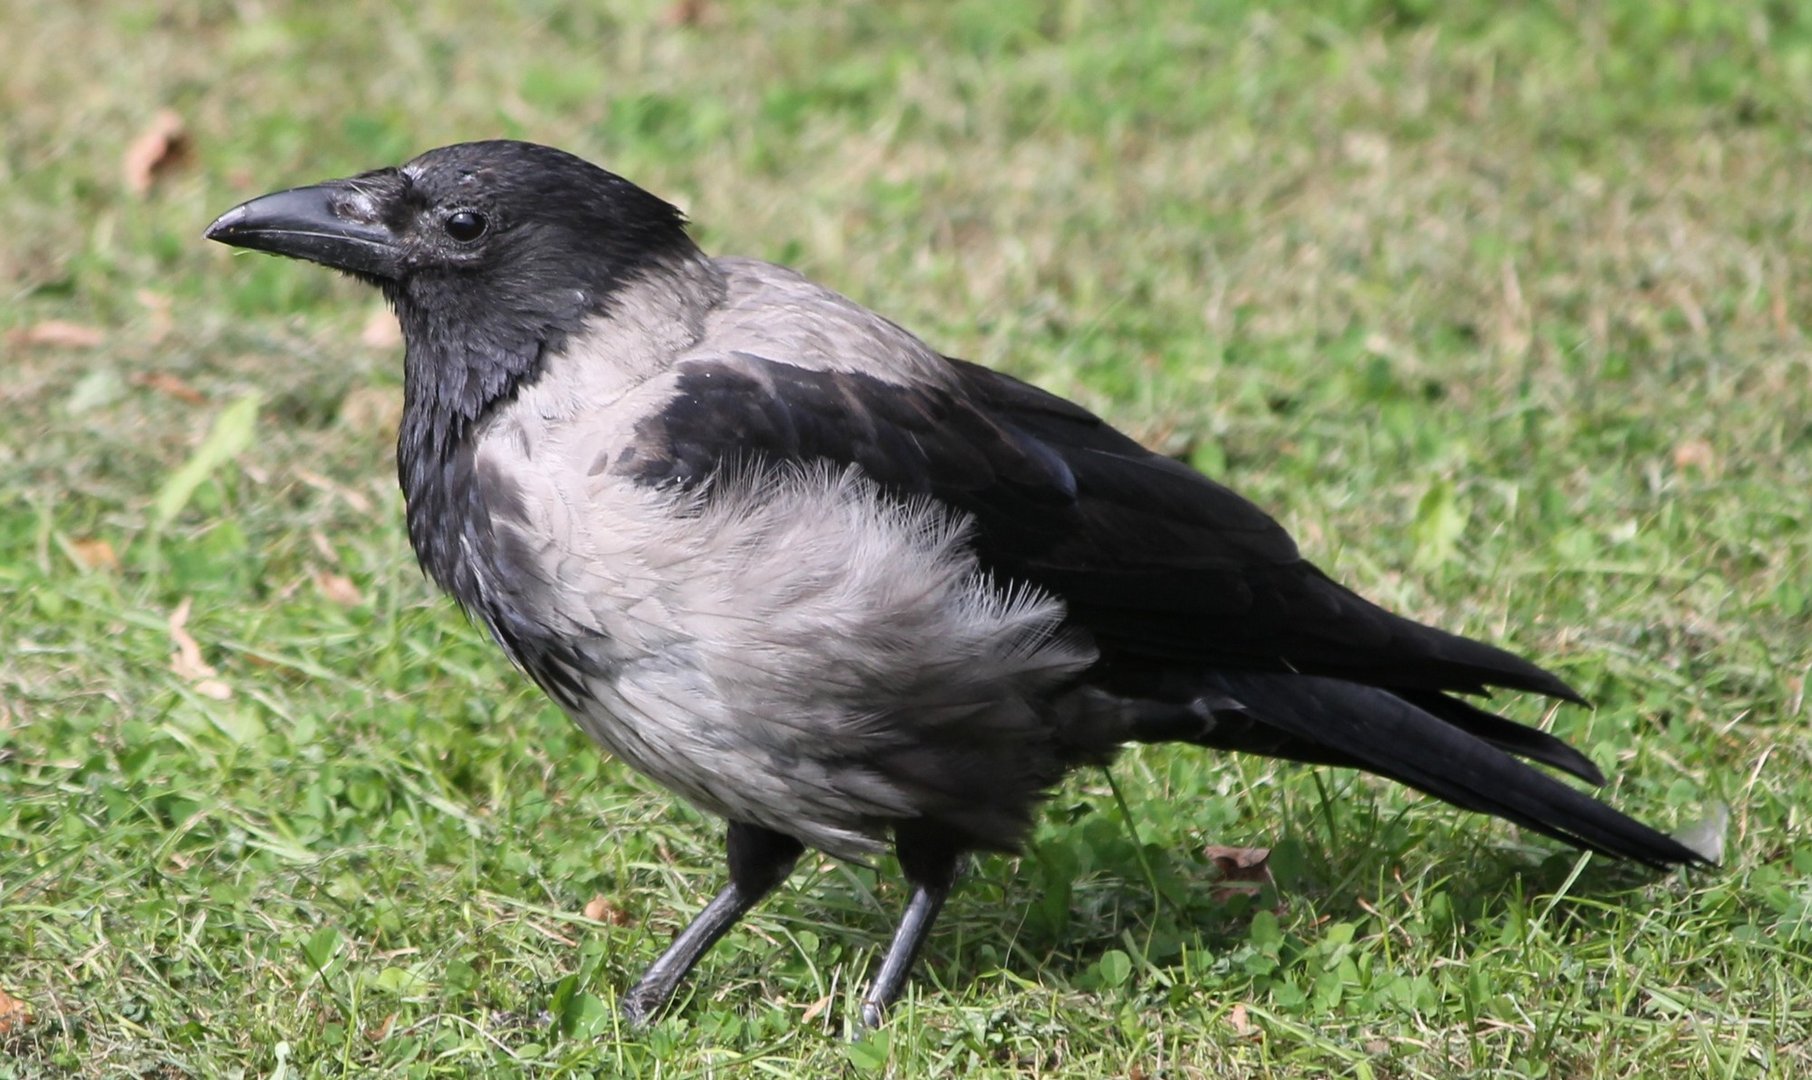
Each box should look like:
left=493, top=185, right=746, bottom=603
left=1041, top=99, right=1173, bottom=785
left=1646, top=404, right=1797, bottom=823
left=390, top=227, right=698, bottom=616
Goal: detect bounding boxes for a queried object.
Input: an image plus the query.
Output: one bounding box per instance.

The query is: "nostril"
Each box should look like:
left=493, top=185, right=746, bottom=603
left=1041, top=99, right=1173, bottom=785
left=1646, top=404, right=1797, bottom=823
left=329, top=191, right=382, bottom=224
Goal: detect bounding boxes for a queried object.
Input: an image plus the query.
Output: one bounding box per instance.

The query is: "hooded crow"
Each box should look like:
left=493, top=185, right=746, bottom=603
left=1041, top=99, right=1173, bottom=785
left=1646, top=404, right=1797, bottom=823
left=207, top=140, right=1707, bottom=1026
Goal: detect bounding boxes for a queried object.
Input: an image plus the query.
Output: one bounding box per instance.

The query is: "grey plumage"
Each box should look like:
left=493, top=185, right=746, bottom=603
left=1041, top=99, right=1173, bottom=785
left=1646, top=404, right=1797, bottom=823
left=459, top=256, right=1123, bottom=857
left=206, top=140, right=1708, bottom=1027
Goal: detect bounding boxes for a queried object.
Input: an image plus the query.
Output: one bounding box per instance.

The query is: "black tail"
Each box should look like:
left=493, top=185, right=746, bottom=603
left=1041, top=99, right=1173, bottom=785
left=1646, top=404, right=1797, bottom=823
left=1394, top=688, right=1605, bottom=786
left=1195, top=672, right=1710, bottom=869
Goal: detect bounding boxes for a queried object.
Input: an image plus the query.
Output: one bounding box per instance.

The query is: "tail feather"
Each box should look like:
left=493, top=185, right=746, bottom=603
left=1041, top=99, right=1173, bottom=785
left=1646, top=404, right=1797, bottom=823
left=1299, top=565, right=1592, bottom=705
left=1204, top=672, right=1707, bottom=869
left=1395, top=688, right=1606, bottom=786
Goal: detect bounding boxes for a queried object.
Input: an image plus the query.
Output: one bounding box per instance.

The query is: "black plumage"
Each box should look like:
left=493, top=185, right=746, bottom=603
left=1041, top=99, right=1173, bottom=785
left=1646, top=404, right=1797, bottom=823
left=627, top=354, right=1583, bottom=701
left=206, top=139, right=1708, bottom=1028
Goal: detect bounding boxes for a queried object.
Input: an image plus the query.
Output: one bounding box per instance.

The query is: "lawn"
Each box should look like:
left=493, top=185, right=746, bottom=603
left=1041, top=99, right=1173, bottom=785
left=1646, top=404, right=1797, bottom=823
left=4, top=0, right=1810, bottom=1075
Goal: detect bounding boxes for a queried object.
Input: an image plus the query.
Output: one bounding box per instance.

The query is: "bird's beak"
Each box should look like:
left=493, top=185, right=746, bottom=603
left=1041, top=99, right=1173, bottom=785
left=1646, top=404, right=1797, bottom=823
left=206, top=178, right=403, bottom=279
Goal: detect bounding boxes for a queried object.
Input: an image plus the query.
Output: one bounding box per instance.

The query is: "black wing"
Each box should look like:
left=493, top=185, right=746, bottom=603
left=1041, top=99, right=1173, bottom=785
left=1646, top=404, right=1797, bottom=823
left=620, top=351, right=1584, bottom=709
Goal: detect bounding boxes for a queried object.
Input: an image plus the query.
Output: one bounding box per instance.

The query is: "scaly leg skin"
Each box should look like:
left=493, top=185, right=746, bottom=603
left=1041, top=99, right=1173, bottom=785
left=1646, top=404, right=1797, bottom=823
left=860, top=822, right=964, bottom=1029
left=620, top=821, right=804, bottom=1024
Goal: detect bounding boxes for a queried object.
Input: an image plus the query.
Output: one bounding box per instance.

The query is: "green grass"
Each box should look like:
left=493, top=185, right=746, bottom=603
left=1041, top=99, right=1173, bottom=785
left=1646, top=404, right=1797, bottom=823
left=5, top=0, right=1811, bottom=1075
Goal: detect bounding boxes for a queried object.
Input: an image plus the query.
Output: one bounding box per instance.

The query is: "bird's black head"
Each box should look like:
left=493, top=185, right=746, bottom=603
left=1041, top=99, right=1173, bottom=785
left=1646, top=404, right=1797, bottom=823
left=207, top=140, right=694, bottom=347
left=208, top=140, right=696, bottom=439
left=210, top=142, right=701, bottom=599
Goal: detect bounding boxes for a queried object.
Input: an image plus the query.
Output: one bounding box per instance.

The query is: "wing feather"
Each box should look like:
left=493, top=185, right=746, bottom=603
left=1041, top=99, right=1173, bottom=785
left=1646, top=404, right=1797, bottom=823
left=618, top=351, right=1581, bottom=704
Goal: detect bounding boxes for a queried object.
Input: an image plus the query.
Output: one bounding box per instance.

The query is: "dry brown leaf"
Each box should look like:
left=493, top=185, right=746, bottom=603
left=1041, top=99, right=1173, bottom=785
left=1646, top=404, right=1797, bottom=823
left=367, top=1011, right=398, bottom=1043
left=314, top=569, right=364, bottom=608
left=195, top=678, right=233, bottom=700
left=137, top=289, right=175, bottom=343
left=1672, top=438, right=1717, bottom=474
left=661, top=0, right=714, bottom=26
left=582, top=895, right=631, bottom=925
left=168, top=596, right=218, bottom=681
left=123, top=109, right=192, bottom=195
left=69, top=537, right=119, bottom=571
left=0, top=987, right=30, bottom=1034
left=1771, top=281, right=1798, bottom=339
left=1205, top=845, right=1274, bottom=902
left=360, top=307, right=402, bottom=349
left=800, top=993, right=832, bottom=1023
left=12, top=320, right=104, bottom=349
left=132, top=371, right=208, bottom=405
left=1227, top=1003, right=1254, bottom=1037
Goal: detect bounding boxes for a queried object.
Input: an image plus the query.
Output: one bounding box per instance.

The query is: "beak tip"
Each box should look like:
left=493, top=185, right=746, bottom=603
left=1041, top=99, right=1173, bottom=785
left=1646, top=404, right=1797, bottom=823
left=204, top=205, right=245, bottom=244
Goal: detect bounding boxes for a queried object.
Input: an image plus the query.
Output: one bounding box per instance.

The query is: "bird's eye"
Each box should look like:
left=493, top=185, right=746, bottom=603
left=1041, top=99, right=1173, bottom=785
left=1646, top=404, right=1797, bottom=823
left=443, top=210, right=487, bottom=242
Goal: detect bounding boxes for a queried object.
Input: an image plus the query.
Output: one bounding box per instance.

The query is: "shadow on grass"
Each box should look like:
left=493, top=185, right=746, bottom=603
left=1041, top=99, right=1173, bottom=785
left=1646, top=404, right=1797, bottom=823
left=757, top=799, right=1696, bottom=1005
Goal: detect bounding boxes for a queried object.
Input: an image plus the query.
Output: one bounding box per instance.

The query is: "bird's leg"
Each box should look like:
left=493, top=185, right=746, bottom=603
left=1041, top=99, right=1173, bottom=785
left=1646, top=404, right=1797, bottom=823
left=620, top=821, right=804, bottom=1024
left=860, top=822, right=964, bottom=1028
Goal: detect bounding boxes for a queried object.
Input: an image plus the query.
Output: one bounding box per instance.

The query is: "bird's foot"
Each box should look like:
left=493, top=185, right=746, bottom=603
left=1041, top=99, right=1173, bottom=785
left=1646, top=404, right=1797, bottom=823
left=619, top=982, right=668, bottom=1027
left=858, top=998, right=887, bottom=1030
